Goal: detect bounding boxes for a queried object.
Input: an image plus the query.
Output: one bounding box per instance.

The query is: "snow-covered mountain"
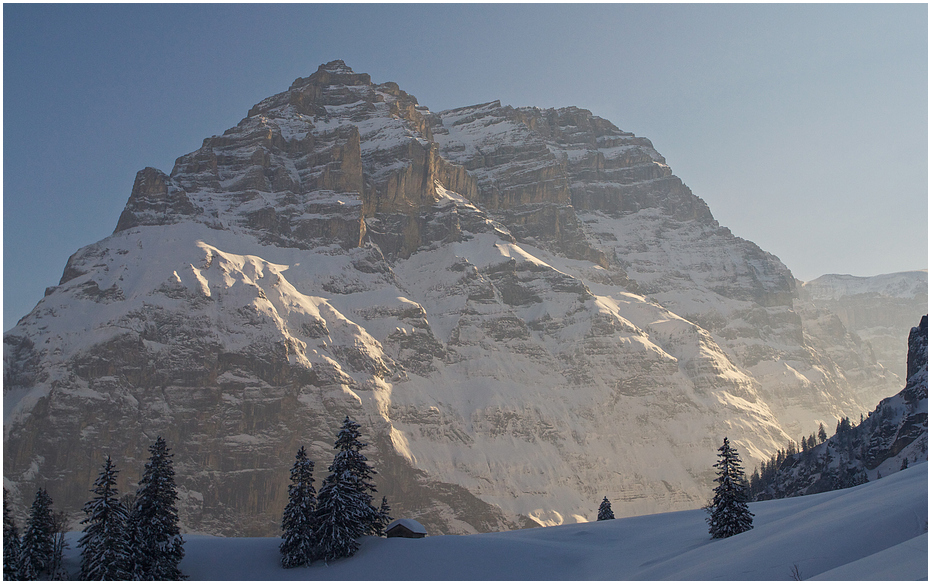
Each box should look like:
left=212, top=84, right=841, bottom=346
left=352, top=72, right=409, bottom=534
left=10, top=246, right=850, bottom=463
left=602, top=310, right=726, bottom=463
left=802, top=272, right=927, bottom=301
left=754, top=315, right=927, bottom=499
left=798, top=271, right=928, bottom=383
left=2, top=60, right=902, bottom=536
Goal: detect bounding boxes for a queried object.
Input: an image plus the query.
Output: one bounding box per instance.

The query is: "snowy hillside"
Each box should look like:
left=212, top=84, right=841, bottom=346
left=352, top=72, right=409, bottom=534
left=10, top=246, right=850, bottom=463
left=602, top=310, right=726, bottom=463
left=3, top=60, right=903, bottom=536
left=54, top=461, right=928, bottom=580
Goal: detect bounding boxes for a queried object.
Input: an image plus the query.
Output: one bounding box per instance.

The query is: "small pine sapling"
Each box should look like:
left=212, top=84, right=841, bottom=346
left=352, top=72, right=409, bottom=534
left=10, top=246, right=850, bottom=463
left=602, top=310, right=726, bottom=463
left=597, top=496, right=615, bottom=521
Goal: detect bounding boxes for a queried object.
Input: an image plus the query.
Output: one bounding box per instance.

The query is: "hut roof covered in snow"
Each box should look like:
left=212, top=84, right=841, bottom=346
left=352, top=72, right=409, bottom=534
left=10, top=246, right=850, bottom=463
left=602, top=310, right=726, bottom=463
left=386, top=518, right=427, bottom=538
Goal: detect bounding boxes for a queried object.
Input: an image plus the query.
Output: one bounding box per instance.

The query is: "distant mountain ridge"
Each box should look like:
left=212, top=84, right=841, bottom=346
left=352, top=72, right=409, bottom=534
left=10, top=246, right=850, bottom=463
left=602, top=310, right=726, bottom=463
left=797, top=270, right=927, bottom=383
left=802, top=271, right=927, bottom=301
left=2, top=60, right=906, bottom=536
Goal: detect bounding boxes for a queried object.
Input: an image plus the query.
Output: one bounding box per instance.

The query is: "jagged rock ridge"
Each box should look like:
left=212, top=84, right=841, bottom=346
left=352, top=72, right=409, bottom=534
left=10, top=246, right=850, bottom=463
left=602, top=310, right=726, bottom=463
left=3, top=61, right=900, bottom=536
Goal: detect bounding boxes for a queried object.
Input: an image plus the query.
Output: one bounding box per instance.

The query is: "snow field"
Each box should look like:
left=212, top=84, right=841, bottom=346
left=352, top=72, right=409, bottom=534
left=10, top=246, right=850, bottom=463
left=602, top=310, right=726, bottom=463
left=63, top=460, right=926, bottom=580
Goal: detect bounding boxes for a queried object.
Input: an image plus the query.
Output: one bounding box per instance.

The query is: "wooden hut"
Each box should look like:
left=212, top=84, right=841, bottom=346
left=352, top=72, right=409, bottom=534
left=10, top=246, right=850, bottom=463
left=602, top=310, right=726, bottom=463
left=385, top=518, right=427, bottom=538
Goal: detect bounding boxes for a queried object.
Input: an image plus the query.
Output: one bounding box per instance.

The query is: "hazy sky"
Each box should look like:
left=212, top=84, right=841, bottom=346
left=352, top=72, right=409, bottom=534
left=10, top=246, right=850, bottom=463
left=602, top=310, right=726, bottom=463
left=4, top=4, right=927, bottom=331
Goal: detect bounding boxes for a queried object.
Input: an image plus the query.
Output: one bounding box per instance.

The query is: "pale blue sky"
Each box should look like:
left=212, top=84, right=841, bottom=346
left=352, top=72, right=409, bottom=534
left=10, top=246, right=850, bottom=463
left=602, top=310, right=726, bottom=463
left=4, top=4, right=927, bottom=330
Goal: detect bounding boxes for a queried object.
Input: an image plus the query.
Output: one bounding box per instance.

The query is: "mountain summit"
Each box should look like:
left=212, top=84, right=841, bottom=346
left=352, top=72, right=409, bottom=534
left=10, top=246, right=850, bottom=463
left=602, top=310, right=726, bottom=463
left=3, top=62, right=899, bottom=536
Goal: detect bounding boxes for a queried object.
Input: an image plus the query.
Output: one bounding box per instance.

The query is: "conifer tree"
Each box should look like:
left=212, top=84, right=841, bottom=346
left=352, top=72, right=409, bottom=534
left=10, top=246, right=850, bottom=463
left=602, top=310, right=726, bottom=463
left=748, top=467, right=761, bottom=497
left=313, top=470, right=367, bottom=561
left=841, top=416, right=853, bottom=435
left=706, top=437, right=754, bottom=539
left=313, top=417, right=380, bottom=561
left=128, top=436, right=185, bottom=580
left=4, top=488, right=24, bottom=580
left=597, top=496, right=615, bottom=520
left=335, top=416, right=380, bottom=534
left=79, top=456, right=130, bottom=580
left=333, top=417, right=378, bottom=497
left=21, top=488, right=56, bottom=579
left=372, top=497, right=393, bottom=537
left=818, top=423, right=827, bottom=443
left=280, top=446, right=318, bottom=568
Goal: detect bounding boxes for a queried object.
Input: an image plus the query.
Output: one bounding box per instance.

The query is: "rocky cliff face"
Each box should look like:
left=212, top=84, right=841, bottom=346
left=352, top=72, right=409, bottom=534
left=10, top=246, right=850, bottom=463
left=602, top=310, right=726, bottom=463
left=798, top=272, right=928, bottom=384
left=3, top=61, right=897, bottom=535
left=754, top=315, right=927, bottom=500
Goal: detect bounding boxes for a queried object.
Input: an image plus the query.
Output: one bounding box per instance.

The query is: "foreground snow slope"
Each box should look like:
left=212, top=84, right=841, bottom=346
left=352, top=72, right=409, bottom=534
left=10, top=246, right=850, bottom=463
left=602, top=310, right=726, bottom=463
left=66, top=461, right=926, bottom=580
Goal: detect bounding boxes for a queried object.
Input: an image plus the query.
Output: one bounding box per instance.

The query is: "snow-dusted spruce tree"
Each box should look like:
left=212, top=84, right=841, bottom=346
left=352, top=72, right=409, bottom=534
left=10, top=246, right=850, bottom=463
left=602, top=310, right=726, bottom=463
left=335, top=418, right=378, bottom=496
left=21, top=488, right=57, bottom=579
left=79, top=456, right=131, bottom=580
left=313, top=470, right=366, bottom=562
left=313, top=417, right=380, bottom=561
left=127, top=436, right=185, bottom=580
left=4, top=488, right=24, bottom=580
left=597, top=496, right=615, bottom=521
left=280, top=446, right=318, bottom=568
left=334, top=417, right=380, bottom=536
left=706, top=437, right=754, bottom=539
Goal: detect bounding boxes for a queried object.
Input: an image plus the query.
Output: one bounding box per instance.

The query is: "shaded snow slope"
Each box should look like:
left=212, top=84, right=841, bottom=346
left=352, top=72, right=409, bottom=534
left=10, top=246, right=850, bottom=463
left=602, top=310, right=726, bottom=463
left=52, top=461, right=927, bottom=580
left=185, top=464, right=931, bottom=580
